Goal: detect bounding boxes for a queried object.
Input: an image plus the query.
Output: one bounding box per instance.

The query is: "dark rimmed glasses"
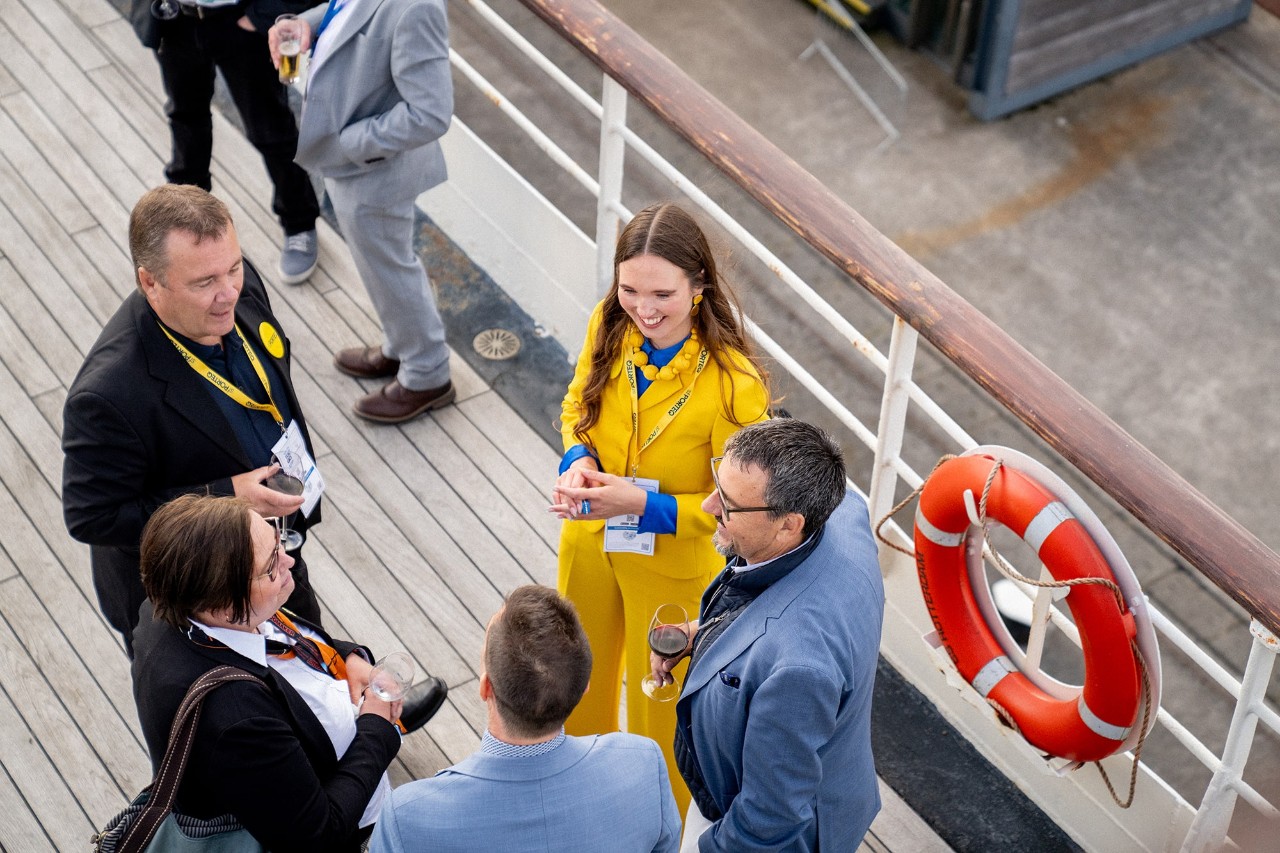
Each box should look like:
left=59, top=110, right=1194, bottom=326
left=709, top=455, right=781, bottom=521
left=256, top=517, right=286, bottom=582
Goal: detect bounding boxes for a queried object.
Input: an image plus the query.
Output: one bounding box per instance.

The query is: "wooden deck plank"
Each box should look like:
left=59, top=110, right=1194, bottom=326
left=0, top=259, right=84, bottom=385
left=32, top=386, right=67, bottom=443
left=0, top=600, right=96, bottom=851
left=0, top=145, right=122, bottom=327
left=0, top=20, right=150, bottom=209
left=0, top=60, right=17, bottom=98
left=0, top=298, right=61, bottom=400
left=59, top=0, right=121, bottom=28
left=1, top=3, right=158, bottom=188
left=1, top=90, right=133, bottom=251
left=0, top=580, right=149, bottom=800
left=71, top=224, right=136, bottom=302
left=0, top=108, right=95, bottom=235
left=0, top=412, right=138, bottom=727
left=14, top=0, right=111, bottom=73
left=0, top=179, right=103, bottom=359
left=0, top=762, right=53, bottom=851
left=0, top=339, right=69, bottom=494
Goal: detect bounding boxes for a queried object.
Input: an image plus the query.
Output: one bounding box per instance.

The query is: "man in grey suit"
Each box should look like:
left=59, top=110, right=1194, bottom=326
left=268, top=0, right=455, bottom=424
left=652, top=419, right=885, bottom=852
left=369, top=585, right=681, bottom=853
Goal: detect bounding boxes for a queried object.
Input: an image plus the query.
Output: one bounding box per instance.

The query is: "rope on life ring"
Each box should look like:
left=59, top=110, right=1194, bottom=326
left=875, top=453, right=1154, bottom=807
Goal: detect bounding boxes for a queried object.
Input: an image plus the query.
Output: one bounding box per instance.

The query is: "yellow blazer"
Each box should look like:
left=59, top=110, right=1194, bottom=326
left=560, top=304, right=770, bottom=578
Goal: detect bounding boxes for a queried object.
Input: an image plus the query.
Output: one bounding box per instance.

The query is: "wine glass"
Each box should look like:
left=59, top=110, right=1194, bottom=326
left=640, top=603, right=690, bottom=702
left=368, top=652, right=416, bottom=702
left=151, top=0, right=179, bottom=19
left=264, top=462, right=305, bottom=551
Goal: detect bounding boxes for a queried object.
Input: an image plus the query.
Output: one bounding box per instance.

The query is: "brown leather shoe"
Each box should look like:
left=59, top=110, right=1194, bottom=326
left=354, top=379, right=455, bottom=424
left=335, top=346, right=400, bottom=379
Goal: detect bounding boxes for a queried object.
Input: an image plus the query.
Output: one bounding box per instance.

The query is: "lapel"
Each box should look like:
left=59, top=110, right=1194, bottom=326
left=183, top=621, right=340, bottom=767
left=314, top=0, right=382, bottom=71
left=134, top=297, right=251, bottom=470
left=682, top=553, right=822, bottom=697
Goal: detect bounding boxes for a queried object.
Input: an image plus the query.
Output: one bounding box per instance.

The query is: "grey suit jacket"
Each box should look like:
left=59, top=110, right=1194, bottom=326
left=295, top=0, right=451, bottom=201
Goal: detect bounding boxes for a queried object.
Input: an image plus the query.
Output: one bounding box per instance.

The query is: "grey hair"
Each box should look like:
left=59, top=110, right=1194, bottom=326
left=723, top=419, right=845, bottom=537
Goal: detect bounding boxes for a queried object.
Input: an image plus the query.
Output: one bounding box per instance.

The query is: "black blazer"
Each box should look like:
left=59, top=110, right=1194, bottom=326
left=132, top=604, right=399, bottom=853
left=61, top=261, right=321, bottom=644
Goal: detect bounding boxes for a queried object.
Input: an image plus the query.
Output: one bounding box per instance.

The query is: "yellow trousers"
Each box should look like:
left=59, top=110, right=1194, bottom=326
left=557, top=521, right=720, bottom=817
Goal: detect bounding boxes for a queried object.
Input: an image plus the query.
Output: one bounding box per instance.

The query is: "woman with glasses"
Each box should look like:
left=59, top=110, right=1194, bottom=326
left=131, top=494, right=418, bottom=852
left=550, top=202, right=770, bottom=812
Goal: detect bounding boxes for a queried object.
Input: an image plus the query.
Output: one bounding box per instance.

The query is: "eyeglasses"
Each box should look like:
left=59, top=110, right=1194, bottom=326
left=255, top=518, right=286, bottom=582
left=709, top=456, right=781, bottom=521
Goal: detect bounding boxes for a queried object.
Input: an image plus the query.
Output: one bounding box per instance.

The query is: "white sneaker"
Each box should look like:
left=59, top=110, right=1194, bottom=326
left=278, top=230, right=318, bottom=284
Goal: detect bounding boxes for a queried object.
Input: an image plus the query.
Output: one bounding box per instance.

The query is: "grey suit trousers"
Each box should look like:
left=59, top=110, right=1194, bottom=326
left=326, top=178, right=451, bottom=391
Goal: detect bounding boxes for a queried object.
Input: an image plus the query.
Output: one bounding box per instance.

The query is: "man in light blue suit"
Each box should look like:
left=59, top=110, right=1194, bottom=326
left=370, top=585, right=681, bottom=853
left=268, top=0, right=455, bottom=424
left=653, top=419, right=885, bottom=852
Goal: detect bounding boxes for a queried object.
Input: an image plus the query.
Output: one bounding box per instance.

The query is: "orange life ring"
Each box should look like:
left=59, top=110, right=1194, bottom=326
left=914, top=454, right=1140, bottom=762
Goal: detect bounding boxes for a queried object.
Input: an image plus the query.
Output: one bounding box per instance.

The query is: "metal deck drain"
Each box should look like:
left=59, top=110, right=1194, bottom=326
left=473, top=328, right=521, bottom=360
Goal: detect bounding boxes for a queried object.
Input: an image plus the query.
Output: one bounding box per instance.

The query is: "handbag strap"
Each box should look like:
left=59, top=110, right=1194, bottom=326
left=120, top=665, right=267, bottom=853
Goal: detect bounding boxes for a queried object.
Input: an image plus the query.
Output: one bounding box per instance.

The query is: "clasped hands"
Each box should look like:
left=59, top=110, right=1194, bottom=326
left=549, top=459, right=647, bottom=521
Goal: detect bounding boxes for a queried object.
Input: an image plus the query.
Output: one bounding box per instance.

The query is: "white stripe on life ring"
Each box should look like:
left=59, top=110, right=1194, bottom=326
left=915, top=506, right=964, bottom=547
left=1077, top=695, right=1132, bottom=741
left=1023, top=501, right=1072, bottom=555
left=972, top=655, right=1017, bottom=698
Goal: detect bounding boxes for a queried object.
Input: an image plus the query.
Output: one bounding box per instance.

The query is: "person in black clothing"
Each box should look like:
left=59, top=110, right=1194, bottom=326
left=127, top=0, right=321, bottom=282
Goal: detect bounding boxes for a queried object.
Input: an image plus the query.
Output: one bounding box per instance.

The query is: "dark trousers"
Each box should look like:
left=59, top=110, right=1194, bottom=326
left=154, top=13, right=318, bottom=235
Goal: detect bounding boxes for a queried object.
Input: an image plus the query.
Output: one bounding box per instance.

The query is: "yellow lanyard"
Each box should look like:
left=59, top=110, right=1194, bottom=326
left=159, top=322, right=285, bottom=427
left=624, top=347, right=709, bottom=477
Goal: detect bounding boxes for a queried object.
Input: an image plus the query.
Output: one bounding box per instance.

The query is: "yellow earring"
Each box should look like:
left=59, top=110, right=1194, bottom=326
left=691, top=293, right=703, bottom=316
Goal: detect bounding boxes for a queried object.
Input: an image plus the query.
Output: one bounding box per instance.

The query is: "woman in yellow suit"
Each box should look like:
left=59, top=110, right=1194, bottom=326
left=551, top=203, right=769, bottom=811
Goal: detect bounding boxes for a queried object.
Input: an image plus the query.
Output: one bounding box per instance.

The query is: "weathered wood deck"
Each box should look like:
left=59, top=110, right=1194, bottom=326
left=0, top=0, right=944, bottom=847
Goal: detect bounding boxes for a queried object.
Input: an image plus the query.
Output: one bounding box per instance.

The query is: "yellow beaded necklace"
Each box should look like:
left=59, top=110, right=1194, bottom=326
left=627, top=327, right=700, bottom=382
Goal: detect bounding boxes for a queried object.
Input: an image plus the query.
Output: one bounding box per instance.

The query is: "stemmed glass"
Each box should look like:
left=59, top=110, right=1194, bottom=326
left=264, top=460, right=305, bottom=551
left=151, top=0, right=179, bottom=19
left=640, top=604, right=690, bottom=703
left=367, top=652, right=416, bottom=702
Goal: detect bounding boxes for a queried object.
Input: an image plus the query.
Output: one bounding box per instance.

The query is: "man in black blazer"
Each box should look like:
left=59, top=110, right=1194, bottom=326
left=63, top=185, right=323, bottom=655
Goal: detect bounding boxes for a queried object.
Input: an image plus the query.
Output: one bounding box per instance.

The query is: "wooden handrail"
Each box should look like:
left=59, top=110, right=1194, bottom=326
left=518, top=0, right=1280, bottom=635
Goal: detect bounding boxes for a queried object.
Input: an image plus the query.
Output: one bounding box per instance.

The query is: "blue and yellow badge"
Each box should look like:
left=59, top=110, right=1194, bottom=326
left=258, top=321, right=285, bottom=359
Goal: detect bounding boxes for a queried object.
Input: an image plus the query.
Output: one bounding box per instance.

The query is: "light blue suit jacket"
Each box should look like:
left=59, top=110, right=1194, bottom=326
left=369, top=733, right=681, bottom=852
left=679, top=491, right=885, bottom=852
left=296, top=0, right=451, bottom=202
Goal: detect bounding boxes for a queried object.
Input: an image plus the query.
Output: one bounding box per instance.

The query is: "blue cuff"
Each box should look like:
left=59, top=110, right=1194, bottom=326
left=637, top=492, right=677, bottom=535
left=559, top=444, right=599, bottom=475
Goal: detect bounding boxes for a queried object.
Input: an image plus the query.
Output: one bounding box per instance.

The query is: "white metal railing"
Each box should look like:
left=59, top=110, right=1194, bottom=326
left=448, top=1, right=1280, bottom=848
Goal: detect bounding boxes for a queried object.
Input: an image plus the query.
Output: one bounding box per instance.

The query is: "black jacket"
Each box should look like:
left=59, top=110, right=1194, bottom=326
left=61, top=260, right=321, bottom=643
left=131, top=604, right=399, bottom=853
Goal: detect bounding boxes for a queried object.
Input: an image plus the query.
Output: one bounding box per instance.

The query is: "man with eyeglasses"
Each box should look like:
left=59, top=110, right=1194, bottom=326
left=650, top=418, right=885, bottom=852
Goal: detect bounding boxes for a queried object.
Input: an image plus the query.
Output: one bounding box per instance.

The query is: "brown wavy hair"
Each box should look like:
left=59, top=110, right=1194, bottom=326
left=572, top=202, right=769, bottom=443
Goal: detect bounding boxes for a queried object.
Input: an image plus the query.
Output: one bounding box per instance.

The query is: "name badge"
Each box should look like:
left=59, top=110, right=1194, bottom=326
left=272, top=420, right=325, bottom=517
left=603, top=477, right=658, bottom=555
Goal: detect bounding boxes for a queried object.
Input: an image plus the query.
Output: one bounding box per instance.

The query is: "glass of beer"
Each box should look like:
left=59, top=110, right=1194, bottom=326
left=275, top=14, right=304, bottom=85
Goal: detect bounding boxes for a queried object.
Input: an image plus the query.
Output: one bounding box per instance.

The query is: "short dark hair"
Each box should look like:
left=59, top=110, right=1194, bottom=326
left=129, top=185, right=233, bottom=288
left=484, top=585, right=592, bottom=739
left=724, top=419, right=846, bottom=537
left=140, top=494, right=257, bottom=628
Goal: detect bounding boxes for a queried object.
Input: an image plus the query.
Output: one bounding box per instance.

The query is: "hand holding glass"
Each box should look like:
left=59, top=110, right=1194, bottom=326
left=264, top=462, right=305, bottom=551
left=275, top=14, right=304, bottom=84
left=367, top=652, right=415, bottom=702
left=640, top=604, right=690, bottom=702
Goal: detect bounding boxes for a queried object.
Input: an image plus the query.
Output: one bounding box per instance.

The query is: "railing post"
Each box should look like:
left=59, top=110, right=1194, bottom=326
left=867, top=316, right=918, bottom=555
left=595, top=75, right=627, bottom=298
left=1180, top=620, right=1280, bottom=852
